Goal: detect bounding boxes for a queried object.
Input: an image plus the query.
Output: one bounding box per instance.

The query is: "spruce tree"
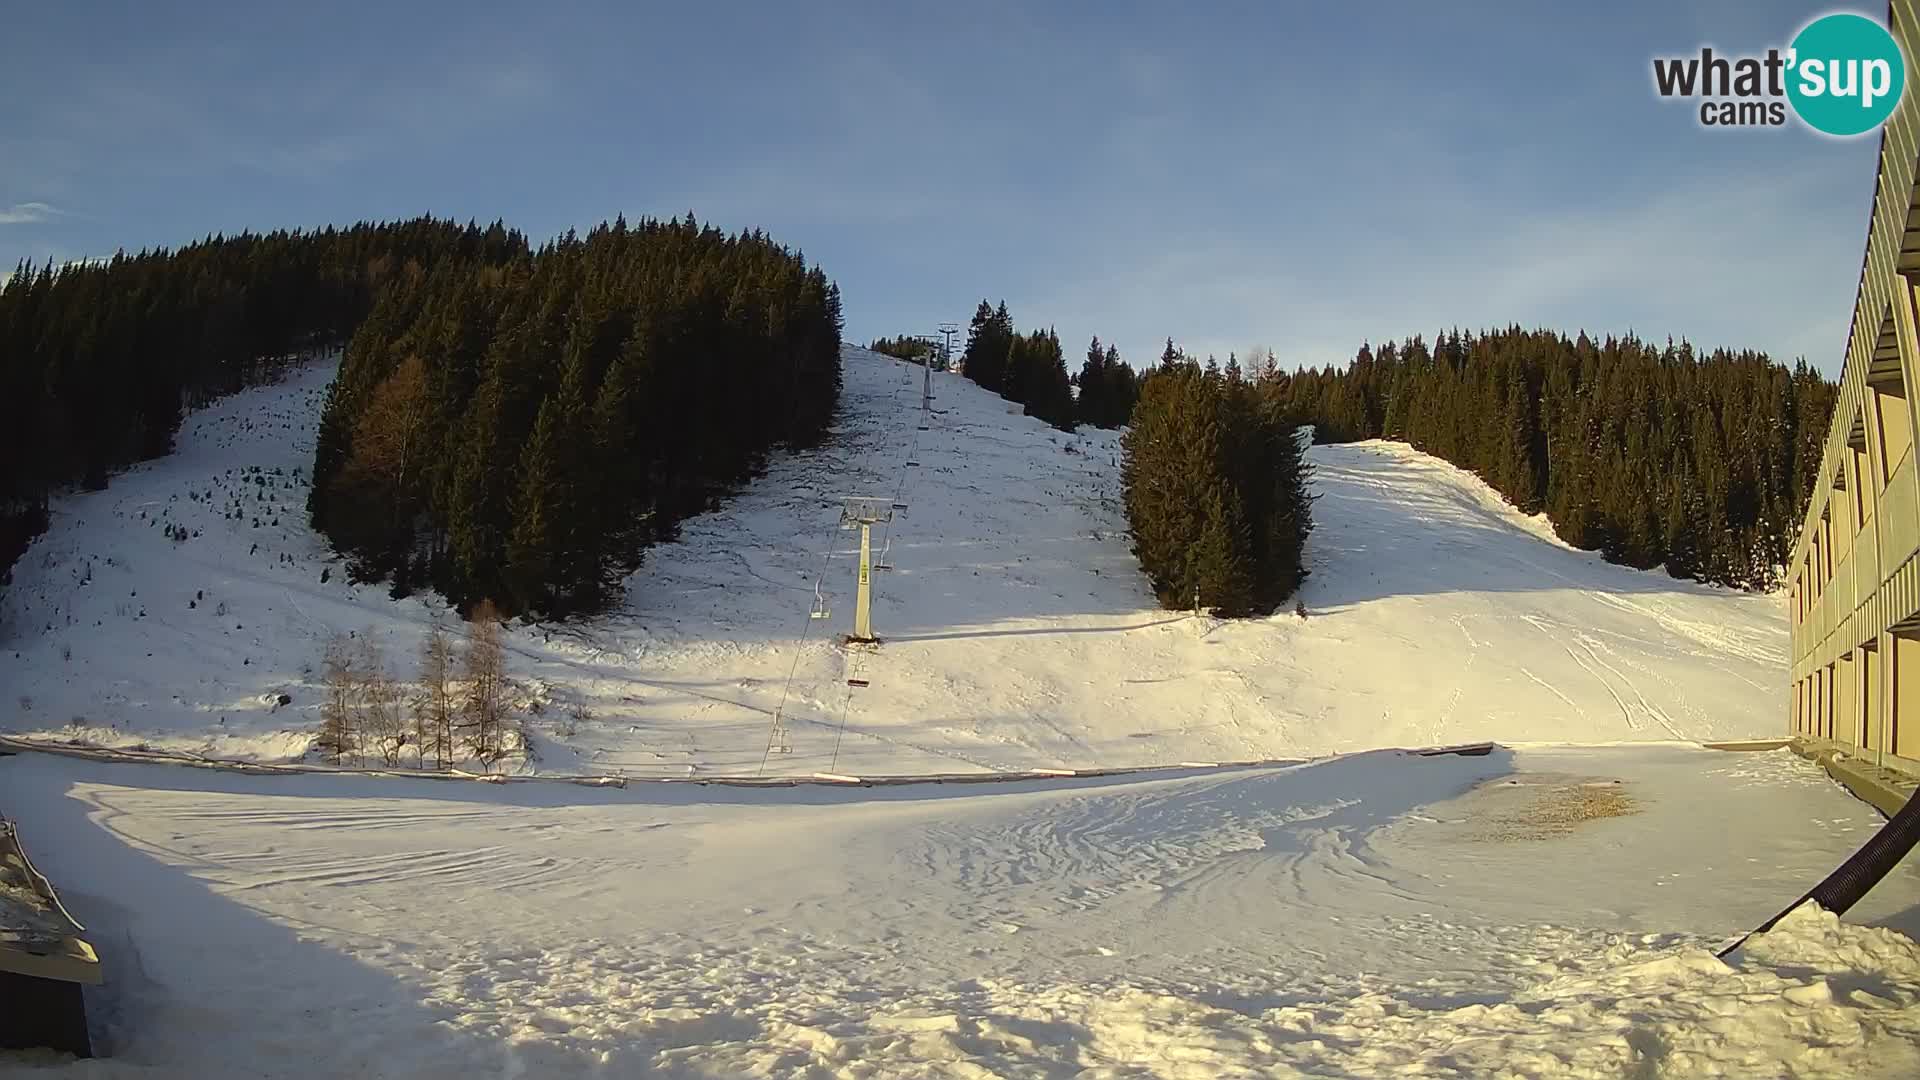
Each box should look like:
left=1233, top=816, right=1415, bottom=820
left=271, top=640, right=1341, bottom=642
left=1124, top=364, right=1313, bottom=615
left=961, top=299, right=1013, bottom=394
left=1023, top=329, right=1075, bottom=431
left=1193, top=484, right=1256, bottom=615
left=1101, top=345, right=1138, bottom=427
left=1002, top=332, right=1031, bottom=404
left=506, top=395, right=566, bottom=614
left=1078, top=336, right=1108, bottom=427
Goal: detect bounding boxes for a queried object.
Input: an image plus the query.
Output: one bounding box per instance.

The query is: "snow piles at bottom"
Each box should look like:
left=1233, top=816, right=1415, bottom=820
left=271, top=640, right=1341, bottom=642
left=646, top=902, right=1920, bottom=1079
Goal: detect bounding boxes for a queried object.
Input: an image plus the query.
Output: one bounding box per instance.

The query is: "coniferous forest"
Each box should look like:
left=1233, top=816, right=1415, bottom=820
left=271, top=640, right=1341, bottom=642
left=1075, top=334, right=1143, bottom=430
left=309, top=216, right=842, bottom=617
left=867, top=335, right=940, bottom=365
left=957, top=300, right=1142, bottom=431
left=1, top=216, right=843, bottom=618
left=1124, top=346, right=1314, bottom=616
left=0, top=218, right=520, bottom=587
left=1270, top=328, right=1837, bottom=590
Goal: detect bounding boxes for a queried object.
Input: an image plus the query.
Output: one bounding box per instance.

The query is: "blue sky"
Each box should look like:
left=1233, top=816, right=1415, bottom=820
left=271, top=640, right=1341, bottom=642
left=0, top=2, right=1884, bottom=374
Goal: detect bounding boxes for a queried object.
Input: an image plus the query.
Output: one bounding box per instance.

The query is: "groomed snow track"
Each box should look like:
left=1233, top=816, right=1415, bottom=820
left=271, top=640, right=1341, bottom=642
left=0, top=732, right=1495, bottom=790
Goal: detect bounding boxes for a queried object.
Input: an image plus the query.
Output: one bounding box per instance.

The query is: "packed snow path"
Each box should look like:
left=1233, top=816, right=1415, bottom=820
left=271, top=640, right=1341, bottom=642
left=2, top=744, right=1915, bottom=1076
left=0, top=347, right=1785, bottom=775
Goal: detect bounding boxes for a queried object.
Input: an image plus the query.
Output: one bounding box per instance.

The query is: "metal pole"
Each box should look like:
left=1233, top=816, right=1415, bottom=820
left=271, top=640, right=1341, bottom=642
left=938, top=322, right=960, bottom=371
left=854, top=521, right=874, bottom=641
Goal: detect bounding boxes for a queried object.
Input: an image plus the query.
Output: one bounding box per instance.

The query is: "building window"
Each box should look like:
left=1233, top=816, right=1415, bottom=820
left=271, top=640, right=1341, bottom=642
left=1872, top=305, right=1912, bottom=484
left=1876, top=379, right=1912, bottom=484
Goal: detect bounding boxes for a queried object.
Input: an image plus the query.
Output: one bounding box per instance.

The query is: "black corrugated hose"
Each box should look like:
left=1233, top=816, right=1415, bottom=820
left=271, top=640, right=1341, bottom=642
left=1718, top=787, right=1920, bottom=957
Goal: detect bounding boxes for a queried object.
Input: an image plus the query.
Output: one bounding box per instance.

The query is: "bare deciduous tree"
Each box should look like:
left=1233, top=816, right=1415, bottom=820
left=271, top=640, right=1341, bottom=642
left=414, top=620, right=457, bottom=770
left=358, top=635, right=407, bottom=767
left=460, top=600, right=508, bottom=770
left=318, top=633, right=358, bottom=763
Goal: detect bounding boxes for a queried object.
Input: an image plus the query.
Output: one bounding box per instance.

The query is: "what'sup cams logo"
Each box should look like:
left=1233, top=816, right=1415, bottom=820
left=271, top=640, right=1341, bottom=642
left=1653, top=11, right=1907, bottom=136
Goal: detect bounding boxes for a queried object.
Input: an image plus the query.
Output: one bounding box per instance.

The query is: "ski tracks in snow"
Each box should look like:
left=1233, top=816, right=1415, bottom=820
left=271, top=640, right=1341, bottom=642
left=1517, top=614, right=1687, bottom=739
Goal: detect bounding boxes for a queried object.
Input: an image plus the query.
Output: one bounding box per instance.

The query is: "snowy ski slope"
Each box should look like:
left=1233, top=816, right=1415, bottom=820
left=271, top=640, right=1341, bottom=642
left=3, top=346, right=1915, bottom=1078
left=1, top=345, right=1786, bottom=775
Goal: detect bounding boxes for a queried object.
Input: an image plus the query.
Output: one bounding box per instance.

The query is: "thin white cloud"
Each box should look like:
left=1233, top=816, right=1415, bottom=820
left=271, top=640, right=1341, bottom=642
left=16, top=49, right=553, bottom=187
left=0, top=201, right=65, bottom=225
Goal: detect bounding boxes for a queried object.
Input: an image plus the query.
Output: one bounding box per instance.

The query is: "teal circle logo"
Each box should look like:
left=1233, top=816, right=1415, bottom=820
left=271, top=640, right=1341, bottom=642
left=1787, top=13, right=1906, bottom=136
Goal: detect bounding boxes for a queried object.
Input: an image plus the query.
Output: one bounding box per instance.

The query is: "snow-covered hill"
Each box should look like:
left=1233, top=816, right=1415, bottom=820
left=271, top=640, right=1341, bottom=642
left=0, top=345, right=1786, bottom=774
left=5, top=346, right=1914, bottom=1079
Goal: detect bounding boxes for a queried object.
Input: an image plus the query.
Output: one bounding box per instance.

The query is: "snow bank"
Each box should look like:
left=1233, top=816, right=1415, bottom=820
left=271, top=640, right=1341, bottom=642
left=726, top=904, right=1916, bottom=1079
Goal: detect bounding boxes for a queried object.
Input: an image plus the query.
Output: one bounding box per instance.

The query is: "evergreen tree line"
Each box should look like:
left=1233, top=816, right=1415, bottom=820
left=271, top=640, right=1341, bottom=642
left=0, top=217, right=524, bottom=586
left=868, top=335, right=940, bottom=365
left=308, top=215, right=844, bottom=618
left=1076, top=334, right=1143, bottom=429
left=1123, top=343, right=1314, bottom=616
left=957, top=300, right=1142, bottom=430
left=1268, top=327, right=1837, bottom=589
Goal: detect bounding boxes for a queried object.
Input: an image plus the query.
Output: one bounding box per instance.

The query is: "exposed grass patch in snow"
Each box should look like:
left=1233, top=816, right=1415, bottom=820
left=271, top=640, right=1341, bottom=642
left=1461, top=774, right=1640, bottom=841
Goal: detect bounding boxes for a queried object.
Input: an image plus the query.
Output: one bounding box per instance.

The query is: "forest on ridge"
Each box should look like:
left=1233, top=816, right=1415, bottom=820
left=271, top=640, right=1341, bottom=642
left=1271, top=328, right=1837, bottom=589
left=0, top=216, right=844, bottom=618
